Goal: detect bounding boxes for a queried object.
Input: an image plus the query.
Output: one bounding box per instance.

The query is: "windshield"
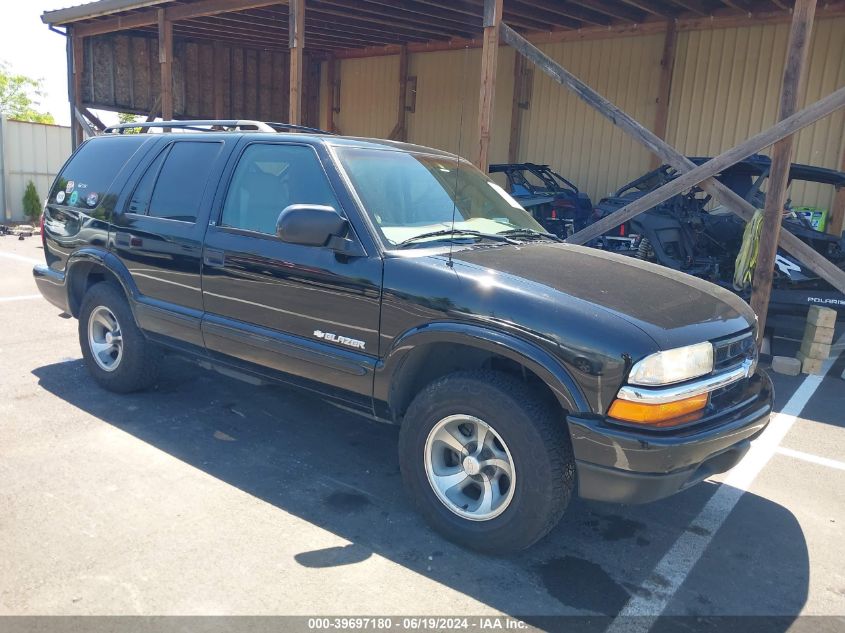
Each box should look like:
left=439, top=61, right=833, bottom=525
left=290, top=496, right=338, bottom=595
left=335, top=147, right=546, bottom=248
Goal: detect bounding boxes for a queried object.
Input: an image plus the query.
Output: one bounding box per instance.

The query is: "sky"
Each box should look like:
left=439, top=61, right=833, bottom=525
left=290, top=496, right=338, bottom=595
left=0, top=2, right=112, bottom=127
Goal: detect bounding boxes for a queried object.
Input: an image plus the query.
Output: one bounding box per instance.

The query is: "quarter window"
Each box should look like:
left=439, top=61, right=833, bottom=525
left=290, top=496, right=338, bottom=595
left=221, top=144, right=340, bottom=235
left=130, top=141, right=222, bottom=222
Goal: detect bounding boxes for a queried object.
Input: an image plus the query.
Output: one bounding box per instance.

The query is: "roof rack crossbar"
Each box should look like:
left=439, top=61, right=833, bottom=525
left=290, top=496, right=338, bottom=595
left=103, top=119, right=333, bottom=135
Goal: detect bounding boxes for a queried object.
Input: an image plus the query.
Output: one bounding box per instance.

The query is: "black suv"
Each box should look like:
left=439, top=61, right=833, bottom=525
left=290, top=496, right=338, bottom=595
left=34, top=121, right=773, bottom=553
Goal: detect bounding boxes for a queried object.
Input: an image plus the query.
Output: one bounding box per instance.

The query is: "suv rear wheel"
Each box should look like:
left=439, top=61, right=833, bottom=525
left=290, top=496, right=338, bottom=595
left=398, top=370, right=575, bottom=553
left=79, top=282, right=160, bottom=393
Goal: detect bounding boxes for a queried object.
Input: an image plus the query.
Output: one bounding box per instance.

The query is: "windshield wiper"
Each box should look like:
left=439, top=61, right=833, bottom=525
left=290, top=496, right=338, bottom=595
left=498, top=228, right=564, bottom=242
left=395, top=229, right=518, bottom=248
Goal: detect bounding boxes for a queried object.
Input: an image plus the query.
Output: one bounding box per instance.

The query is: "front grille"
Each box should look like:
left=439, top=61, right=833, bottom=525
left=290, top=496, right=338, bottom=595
left=713, top=331, right=756, bottom=371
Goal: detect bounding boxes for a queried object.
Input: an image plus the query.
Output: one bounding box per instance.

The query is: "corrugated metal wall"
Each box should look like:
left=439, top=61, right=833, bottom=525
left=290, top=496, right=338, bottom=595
left=519, top=34, right=664, bottom=201
left=407, top=47, right=514, bottom=166
left=335, top=55, right=399, bottom=138
left=328, top=16, right=844, bottom=211
left=0, top=118, right=72, bottom=223
left=667, top=16, right=845, bottom=212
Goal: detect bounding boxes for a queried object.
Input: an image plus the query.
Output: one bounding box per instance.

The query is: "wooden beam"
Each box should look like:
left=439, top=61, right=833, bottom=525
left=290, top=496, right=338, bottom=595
left=476, top=0, right=503, bottom=171
left=75, top=0, right=285, bottom=38
left=499, top=23, right=845, bottom=297
left=70, top=30, right=84, bottom=147
left=158, top=9, right=174, bottom=122
left=651, top=19, right=677, bottom=168
left=616, top=0, right=676, bottom=18
left=213, top=41, right=225, bottom=118
left=289, top=0, right=305, bottom=125
left=324, top=52, right=336, bottom=133
left=830, top=144, right=845, bottom=237
left=389, top=46, right=409, bottom=141
left=567, top=87, right=845, bottom=244
left=750, top=0, right=817, bottom=338
left=81, top=107, right=106, bottom=131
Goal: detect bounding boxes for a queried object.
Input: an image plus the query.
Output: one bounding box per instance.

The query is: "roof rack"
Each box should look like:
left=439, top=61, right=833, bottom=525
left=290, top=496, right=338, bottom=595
left=103, top=120, right=333, bottom=135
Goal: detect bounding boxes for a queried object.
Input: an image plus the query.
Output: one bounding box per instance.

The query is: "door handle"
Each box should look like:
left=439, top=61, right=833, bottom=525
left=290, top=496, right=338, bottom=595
left=204, top=249, right=225, bottom=267
left=115, top=232, right=143, bottom=248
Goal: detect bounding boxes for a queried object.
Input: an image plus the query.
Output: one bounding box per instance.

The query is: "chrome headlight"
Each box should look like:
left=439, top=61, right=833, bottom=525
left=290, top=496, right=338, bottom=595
left=628, top=342, right=714, bottom=386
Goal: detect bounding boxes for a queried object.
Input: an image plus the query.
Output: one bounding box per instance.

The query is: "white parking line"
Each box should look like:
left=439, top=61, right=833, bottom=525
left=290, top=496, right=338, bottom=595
left=607, top=333, right=845, bottom=632
left=0, top=251, right=41, bottom=265
left=776, top=446, right=845, bottom=471
left=0, top=294, right=42, bottom=302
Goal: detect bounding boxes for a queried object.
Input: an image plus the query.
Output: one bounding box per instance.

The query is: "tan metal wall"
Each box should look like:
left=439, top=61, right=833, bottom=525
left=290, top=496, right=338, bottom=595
left=406, top=46, right=515, bottom=167
left=0, top=118, right=72, bottom=223
left=519, top=34, right=665, bottom=201
left=666, top=16, right=845, bottom=212
left=334, top=55, right=399, bottom=139
left=328, top=47, right=514, bottom=167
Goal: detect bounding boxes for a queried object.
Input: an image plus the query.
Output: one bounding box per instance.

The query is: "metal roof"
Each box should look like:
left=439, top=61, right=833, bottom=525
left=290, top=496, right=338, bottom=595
left=42, top=0, right=169, bottom=25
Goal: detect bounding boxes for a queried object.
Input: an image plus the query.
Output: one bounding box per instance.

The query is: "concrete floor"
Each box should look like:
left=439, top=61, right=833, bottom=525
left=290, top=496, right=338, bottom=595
left=1, top=237, right=844, bottom=628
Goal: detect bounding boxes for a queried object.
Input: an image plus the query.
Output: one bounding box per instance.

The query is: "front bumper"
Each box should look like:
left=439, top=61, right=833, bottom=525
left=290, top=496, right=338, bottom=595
left=567, top=369, right=773, bottom=504
left=33, top=264, right=70, bottom=313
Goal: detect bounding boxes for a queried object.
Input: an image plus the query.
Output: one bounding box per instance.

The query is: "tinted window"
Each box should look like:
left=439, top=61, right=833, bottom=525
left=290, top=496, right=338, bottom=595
left=146, top=142, right=222, bottom=222
left=50, top=136, right=150, bottom=210
left=221, top=144, right=340, bottom=235
left=126, top=148, right=168, bottom=215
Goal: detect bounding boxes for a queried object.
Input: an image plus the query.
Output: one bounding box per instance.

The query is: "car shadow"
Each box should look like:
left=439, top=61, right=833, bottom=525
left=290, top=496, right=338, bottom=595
left=32, top=356, right=809, bottom=625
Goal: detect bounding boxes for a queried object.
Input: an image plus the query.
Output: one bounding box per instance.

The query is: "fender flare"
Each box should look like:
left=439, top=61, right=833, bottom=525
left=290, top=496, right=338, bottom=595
left=376, top=322, right=590, bottom=416
left=65, top=248, right=140, bottom=317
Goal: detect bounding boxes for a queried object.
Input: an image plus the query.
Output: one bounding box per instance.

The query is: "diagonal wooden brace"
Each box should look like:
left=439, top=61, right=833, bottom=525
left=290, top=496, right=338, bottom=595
left=500, top=23, right=845, bottom=295
left=567, top=85, right=845, bottom=245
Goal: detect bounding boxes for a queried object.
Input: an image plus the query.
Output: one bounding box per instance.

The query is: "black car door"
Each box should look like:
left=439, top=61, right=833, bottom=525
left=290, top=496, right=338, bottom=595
left=110, top=138, right=231, bottom=349
left=200, top=141, right=382, bottom=412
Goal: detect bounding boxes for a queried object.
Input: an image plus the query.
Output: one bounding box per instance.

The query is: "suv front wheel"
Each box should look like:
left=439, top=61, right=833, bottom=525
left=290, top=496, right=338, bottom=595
left=79, top=282, right=160, bottom=393
left=399, top=370, right=575, bottom=553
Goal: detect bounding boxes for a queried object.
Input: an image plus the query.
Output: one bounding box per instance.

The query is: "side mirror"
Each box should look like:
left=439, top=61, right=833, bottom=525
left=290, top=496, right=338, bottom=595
left=276, top=204, right=348, bottom=247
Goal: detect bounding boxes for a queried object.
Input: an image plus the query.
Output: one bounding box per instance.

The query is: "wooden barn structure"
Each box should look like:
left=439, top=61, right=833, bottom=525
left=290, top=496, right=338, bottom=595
left=41, top=0, right=845, bottom=331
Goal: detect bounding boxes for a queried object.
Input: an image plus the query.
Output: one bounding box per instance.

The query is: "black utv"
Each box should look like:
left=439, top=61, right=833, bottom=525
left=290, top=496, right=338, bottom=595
left=592, top=155, right=845, bottom=330
left=35, top=121, right=771, bottom=553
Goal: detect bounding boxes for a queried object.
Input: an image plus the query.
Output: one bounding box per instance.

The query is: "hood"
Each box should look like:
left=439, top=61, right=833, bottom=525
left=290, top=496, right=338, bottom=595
left=447, top=242, right=755, bottom=349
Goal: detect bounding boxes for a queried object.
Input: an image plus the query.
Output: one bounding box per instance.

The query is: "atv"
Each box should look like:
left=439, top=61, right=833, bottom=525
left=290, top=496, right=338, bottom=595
left=490, top=162, right=594, bottom=238
left=591, top=155, right=845, bottom=329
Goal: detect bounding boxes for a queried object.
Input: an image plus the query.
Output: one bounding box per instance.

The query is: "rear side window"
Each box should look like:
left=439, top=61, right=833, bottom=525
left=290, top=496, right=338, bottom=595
left=49, top=136, right=150, bottom=210
left=129, top=141, right=222, bottom=222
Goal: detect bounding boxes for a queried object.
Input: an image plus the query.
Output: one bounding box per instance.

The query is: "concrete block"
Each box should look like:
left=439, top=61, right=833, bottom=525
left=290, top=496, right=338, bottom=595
left=807, top=306, right=837, bottom=329
left=799, top=338, right=831, bottom=360
left=802, top=322, right=835, bottom=345
left=797, top=351, right=824, bottom=375
left=771, top=356, right=801, bottom=376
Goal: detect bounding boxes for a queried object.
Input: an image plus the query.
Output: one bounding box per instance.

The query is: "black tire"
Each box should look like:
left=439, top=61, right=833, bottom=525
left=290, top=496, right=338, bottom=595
left=398, top=369, right=575, bottom=554
left=78, top=282, right=161, bottom=393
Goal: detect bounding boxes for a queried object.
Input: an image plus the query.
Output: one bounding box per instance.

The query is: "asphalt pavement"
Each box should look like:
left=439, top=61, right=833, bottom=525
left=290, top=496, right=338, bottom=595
left=1, top=236, right=843, bottom=630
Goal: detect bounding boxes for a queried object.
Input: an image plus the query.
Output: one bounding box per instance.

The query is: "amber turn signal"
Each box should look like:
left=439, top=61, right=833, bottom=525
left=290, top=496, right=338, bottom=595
left=608, top=393, right=708, bottom=426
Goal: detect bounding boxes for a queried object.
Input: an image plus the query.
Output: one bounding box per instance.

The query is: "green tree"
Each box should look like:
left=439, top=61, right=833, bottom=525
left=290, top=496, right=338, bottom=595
left=22, top=180, right=41, bottom=223
left=117, top=112, right=142, bottom=133
left=0, top=62, right=55, bottom=124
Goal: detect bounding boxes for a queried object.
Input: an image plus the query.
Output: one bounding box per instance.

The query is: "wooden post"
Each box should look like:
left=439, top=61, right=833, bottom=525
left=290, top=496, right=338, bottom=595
left=158, top=9, right=174, bottom=122
left=829, top=145, right=845, bottom=237
left=289, top=0, right=304, bottom=126
left=476, top=0, right=503, bottom=171
left=651, top=19, right=677, bottom=168
left=499, top=23, right=845, bottom=296
left=750, top=0, right=817, bottom=339
left=213, top=41, right=225, bottom=119
left=324, top=52, right=336, bottom=133
left=389, top=46, right=409, bottom=141
left=70, top=30, right=84, bottom=147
